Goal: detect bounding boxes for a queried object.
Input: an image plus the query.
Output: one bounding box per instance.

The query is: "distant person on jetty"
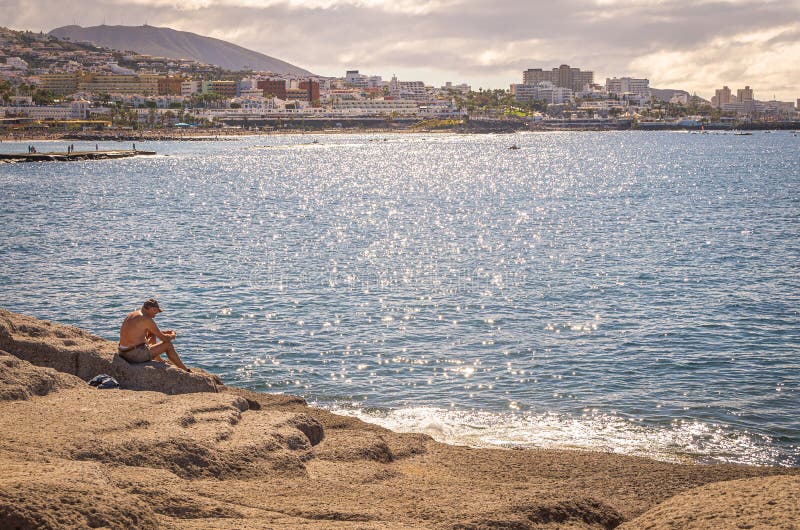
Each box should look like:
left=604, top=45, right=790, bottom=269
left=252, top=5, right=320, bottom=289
left=118, top=299, right=190, bottom=372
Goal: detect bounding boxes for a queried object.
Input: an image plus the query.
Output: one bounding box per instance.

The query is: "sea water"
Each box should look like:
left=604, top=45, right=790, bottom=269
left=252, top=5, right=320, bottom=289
left=1, top=131, right=798, bottom=466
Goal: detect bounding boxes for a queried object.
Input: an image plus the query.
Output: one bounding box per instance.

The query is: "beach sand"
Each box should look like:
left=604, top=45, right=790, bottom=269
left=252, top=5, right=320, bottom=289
left=1, top=308, right=796, bottom=529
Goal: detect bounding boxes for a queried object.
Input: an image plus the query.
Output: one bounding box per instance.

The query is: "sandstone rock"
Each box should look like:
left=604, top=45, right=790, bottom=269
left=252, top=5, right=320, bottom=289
left=0, top=351, right=82, bottom=401
left=314, top=430, right=395, bottom=463
left=0, top=460, right=159, bottom=530
left=618, top=474, right=800, bottom=529
left=0, top=309, right=219, bottom=394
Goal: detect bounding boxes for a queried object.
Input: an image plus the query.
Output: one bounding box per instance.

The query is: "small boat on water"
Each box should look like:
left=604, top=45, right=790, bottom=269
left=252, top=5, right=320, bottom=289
left=508, top=144, right=520, bottom=150
left=734, top=132, right=753, bottom=136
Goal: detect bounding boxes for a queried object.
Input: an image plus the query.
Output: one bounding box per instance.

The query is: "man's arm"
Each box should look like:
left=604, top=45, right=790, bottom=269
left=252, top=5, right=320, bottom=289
left=146, top=319, right=176, bottom=342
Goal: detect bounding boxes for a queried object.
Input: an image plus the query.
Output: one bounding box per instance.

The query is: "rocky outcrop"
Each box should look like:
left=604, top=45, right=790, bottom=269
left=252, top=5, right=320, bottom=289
left=0, top=309, right=220, bottom=394
left=0, top=461, right=160, bottom=530
left=618, top=474, right=800, bottom=529
left=0, top=351, right=81, bottom=401
left=0, top=308, right=797, bottom=529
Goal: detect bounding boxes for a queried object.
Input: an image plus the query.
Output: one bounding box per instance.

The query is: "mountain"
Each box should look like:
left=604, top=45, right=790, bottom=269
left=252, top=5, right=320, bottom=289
left=49, top=24, right=313, bottom=76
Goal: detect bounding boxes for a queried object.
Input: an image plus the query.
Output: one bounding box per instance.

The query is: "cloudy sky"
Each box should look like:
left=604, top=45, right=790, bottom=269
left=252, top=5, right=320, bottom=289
left=3, top=0, right=799, bottom=100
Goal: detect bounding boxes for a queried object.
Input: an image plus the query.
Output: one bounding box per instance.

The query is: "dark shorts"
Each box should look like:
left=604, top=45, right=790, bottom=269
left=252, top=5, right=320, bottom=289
left=118, top=343, right=152, bottom=363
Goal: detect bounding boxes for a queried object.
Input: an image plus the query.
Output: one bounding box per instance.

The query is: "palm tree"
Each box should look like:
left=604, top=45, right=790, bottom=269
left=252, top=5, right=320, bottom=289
left=162, top=110, right=175, bottom=127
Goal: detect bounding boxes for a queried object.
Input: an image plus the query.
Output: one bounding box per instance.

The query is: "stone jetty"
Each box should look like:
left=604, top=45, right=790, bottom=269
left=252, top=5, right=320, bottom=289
left=0, top=149, right=156, bottom=163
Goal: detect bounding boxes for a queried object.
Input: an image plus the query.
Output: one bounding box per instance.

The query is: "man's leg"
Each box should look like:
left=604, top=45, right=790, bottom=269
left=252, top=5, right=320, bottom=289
left=149, top=341, right=191, bottom=372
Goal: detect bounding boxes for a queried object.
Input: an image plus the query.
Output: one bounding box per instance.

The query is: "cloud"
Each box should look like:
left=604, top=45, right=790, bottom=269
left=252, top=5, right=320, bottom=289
left=1, top=0, right=798, bottom=99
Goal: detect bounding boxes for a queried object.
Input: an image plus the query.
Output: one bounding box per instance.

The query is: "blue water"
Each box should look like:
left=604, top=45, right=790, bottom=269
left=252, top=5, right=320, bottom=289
left=1, top=131, right=798, bottom=466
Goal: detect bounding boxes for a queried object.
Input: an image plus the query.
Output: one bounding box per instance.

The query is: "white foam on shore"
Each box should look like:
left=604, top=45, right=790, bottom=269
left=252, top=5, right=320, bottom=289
left=323, top=405, right=791, bottom=467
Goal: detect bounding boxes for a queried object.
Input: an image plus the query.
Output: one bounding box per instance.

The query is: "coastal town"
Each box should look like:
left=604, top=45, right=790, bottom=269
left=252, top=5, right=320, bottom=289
left=1, top=26, right=798, bottom=135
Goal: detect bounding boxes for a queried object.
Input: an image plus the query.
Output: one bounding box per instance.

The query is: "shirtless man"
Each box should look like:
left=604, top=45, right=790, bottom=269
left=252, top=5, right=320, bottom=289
left=118, top=299, right=190, bottom=372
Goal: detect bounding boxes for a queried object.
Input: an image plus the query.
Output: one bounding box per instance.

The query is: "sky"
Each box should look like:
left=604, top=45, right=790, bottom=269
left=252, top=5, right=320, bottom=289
left=3, top=0, right=799, bottom=100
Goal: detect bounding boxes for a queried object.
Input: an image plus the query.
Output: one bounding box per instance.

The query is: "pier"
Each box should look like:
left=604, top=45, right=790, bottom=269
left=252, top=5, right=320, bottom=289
left=0, top=149, right=156, bottom=163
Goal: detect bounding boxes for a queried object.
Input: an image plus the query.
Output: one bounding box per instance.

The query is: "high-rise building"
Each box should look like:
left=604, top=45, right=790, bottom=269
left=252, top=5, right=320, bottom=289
left=522, top=65, right=593, bottom=92
left=737, top=86, right=754, bottom=102
left=299, top=80, right=320, bottom=103
left=158, top=76, right=184, bottom=96
left=257, top=79, right=287, bottom=100
left=714, top=86, right=732, bottom=108
left=522, top=68, right=549, bottom=86
left=606, top=77, right=650, bottom=100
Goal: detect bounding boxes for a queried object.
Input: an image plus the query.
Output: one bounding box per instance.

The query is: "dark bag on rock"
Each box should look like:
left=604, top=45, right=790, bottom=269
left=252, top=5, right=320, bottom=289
left=89, top=374, right=120, bottom=389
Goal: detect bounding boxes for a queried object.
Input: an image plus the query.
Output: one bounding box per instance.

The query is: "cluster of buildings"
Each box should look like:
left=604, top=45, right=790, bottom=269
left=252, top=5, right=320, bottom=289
left=510, top=64, right=652, bottom=115
left=2, top=67, right=471, bottom=122
left=0, top=29, right=470, bottom=124
left=1, top=27, right=797, bottom=127
left=509, top=64, right=797, bottom=120
left=712, top=85, right=797, bottom=116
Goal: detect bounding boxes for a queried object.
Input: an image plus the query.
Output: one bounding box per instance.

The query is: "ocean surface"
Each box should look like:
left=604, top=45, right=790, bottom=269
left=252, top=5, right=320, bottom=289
left=1, top=131, right=798, bottom=467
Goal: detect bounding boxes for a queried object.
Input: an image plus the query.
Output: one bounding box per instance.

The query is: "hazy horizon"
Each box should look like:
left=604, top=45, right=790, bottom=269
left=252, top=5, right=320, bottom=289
left=3, top=0, right=798, bottom=101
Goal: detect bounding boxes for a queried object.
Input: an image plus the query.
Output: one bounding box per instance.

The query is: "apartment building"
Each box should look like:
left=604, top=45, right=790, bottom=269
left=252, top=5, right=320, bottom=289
left=299, top=80, right=320, bottom=103
left=713, top=86, right=732, bottom=107
left=523, top=64, right=593, bottom=92
left=5, top=57, right=28, bottom=70
left=0, top=99, right=90, bottom=120
left=511, top=81, right=573, bottom=104
left=77, top=74, right=160, bottom=95
left=440, top=82, right=471, bottom=95
left=343, top=70, right=383, bottom=89
left=181, top=79, right=201, bottom=97
left=333, top=99, right=418, bottom=115
left=257, top=79, right=287, bottom=100
left=158, top=76, right=184, bottom=96
left=209, top=80, right=237, bottom=98
left=388, top=76, right=427, bottom=100
left=38, top=73, right=79, bottom=95
left=737, top=86, right=754, bottom=102
left=605, top=77, right=650, bottom=100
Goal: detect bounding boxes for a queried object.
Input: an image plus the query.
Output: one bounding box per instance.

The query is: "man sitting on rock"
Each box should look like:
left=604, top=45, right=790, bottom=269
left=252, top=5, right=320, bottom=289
left=118, top=299, right=190, bottom=372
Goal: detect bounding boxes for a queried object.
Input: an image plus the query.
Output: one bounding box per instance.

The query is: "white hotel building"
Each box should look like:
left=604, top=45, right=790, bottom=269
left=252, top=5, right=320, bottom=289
left=0, top=100, right=91, bottom=120
left=605, top=77, right=650, bottom=104
left=511, top=82, right=574, bottom=104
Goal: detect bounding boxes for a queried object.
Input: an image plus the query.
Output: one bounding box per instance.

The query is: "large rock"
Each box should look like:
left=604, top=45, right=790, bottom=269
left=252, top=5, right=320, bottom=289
left=618, top=474, right=800, bottom=529
left=0, top=355, right=325, bottom=484
left=0, top=461, right=160, bottom=530
left=0, top=350, right=82, bottom=401
left=0, top=309, right=219, bottom=394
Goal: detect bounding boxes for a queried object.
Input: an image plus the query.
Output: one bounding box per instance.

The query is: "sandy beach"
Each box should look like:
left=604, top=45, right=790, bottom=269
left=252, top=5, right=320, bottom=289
left=0, top=308, right=797, bottom=529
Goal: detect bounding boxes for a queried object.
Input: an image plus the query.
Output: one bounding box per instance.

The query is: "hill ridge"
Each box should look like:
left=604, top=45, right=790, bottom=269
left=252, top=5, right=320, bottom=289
left=49, top=24, right=313, bottom=76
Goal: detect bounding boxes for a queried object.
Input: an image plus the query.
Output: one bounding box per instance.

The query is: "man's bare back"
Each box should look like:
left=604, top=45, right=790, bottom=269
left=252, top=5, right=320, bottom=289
left=118, top=299, right=190, bottom=372
left=119, top=310, right=160, bottom=348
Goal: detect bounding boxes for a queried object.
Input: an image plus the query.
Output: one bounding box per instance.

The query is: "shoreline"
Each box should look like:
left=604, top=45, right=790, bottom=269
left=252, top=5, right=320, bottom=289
left=2, top=124, right=797, bottom=143
left=1, top=307, right=797, bottom=529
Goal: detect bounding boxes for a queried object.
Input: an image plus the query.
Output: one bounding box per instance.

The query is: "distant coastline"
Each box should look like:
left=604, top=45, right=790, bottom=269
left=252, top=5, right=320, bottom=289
left=2, top=120, right=798, bottom=142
